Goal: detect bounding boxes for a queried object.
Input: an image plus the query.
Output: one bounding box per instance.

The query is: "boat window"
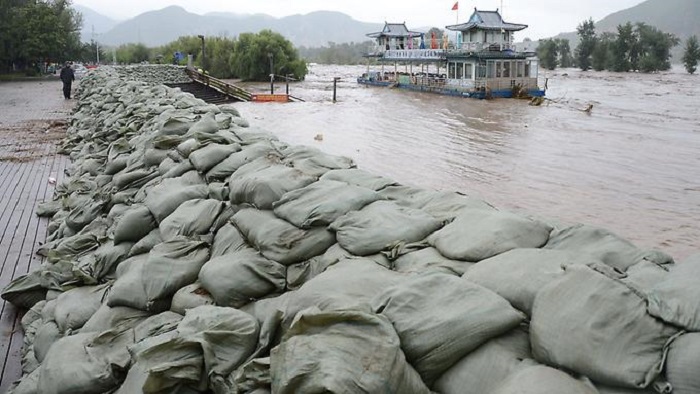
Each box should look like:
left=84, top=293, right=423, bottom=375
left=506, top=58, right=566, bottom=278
left=465, top=63, right=473, bottom=79
left=524, top=61, right=531, bottom=78
left=517, top=61, right=524, bottom=78
left=448, top=62, right=456, bottom=79
left=503, top=61, right=511, bottom=78
left=496, top=62, right=502, bottom=78
left=477, top=62, right=487, bottom=78
left=456, top=62, right=464, bottom=79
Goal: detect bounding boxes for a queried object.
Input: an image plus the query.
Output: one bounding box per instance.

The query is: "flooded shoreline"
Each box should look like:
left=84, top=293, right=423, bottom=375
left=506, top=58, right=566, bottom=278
left=233, top=65, right=700, bottom=259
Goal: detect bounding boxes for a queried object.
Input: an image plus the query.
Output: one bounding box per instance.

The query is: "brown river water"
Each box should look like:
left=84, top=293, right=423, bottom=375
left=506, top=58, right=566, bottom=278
left=231, top=65, right=700, bottom=260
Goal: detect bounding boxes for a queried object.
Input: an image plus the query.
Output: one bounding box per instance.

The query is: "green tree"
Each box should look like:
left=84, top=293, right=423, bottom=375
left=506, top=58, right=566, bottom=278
left=536, top=39, right=559, bottom=70
left=609, top=22, right=637, bottom=72
left=682, top=35, right=700, bottom=74
left=575, top=18, right=597, bottom=71
left=115, top=43, right=150, bottom=64
left=1, top=0, right=82, bottom=73
left=556, top=39, right=573, bottom=68
left=231, top=30, right=307, bottom=81
left=592, top=33, right=615, bottom=71
left=635, top=23, right=679, bottom=72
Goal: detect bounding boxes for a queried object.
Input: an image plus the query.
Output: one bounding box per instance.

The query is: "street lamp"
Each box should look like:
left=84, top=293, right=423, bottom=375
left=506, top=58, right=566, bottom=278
left=197, top=35, right=205, bottom=71
left=268, top=52, right=274, bottom=94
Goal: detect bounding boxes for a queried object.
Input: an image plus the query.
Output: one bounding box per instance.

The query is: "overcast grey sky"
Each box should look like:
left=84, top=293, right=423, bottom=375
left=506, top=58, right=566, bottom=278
left=73, top=0, right=646, bottom=40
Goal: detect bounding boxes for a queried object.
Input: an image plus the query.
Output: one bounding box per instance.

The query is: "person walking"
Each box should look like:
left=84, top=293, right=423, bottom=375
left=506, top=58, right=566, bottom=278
left=60, top=62, right=75, bottom=99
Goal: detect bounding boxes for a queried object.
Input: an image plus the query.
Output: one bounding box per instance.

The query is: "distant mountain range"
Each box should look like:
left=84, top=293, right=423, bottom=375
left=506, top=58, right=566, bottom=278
left=77, top=5, right=383, bottom=48
left=75, top=0, right=699, bottom=51
left=74, top=5, right=118, bottom=42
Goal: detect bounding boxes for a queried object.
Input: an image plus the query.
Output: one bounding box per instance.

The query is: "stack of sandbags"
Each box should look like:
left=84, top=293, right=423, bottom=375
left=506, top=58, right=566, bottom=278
left=3, top=66, right=696, bottom=394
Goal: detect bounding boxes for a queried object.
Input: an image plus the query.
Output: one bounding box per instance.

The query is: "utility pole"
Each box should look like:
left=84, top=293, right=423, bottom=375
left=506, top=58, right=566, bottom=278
left=333, top=77, right=341, bottom=102
left=197, top=35, right=205, bottom=70
left=92, top=25, right=100, bottom=64
left=268, top=53, right=274, bottom=94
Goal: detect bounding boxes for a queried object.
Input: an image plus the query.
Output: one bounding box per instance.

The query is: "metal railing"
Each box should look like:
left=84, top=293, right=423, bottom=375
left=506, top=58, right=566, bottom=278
left=186, top=68, right=252, bottom=102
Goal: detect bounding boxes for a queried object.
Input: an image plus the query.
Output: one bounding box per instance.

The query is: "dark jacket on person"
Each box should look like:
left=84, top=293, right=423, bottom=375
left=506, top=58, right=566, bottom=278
left=60, top=66, right=75, bottom=83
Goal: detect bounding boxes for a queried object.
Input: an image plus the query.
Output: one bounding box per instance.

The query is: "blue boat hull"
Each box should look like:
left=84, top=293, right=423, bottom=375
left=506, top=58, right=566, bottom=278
left=357, top=77, right=545, bottom=99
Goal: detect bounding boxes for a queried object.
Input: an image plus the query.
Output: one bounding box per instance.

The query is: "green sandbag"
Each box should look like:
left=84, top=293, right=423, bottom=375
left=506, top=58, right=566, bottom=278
left=491, top=365, right=599, bottom=394
left=112, top=169, right=159, bottom=191
left=330, top=200, right=443, bottom=256
left=665, top=332, right=700, bottom=394
left=544, top=224, right=647, bottom=271
left=104, top=156, right=128, bottom=175
left=320, top=168, right=398, bottom=191
left=53, top=283, right=111, bottom=333
left=199, top=249, right=286, bottom=308
left=108, top=237, right=210, bottom=312
left=271, top=309, right=430, bottom=394
left=72, top=241, right=134, bottom=284
left=145, top=182, right=209, bottom=223
left=530, top=264, right=680, bottom=389
left=272, top=180, right=382, bottom=228
left=280, top=145, right=355, bottom=177
left=229, top=162, right=316, bottom=210
left=44, top=233, right=101, bottom=263
left=463, top=249, right=596, bottom=316
left=286, top=243, right=390, bottom=291
left=81, top=304, right=152, bottom=334
left=372, top=273, right=524, bottom=386
left=162, top=160, right=195, bottom=179
left=65, top=198, right=106, bottom=232
left=434, top=327, right=532, bottom=394
left=159, top=199, right=224, bottom=241
left=36, top=200, right=64, bottom=218
left=170, top=282, right=215, bottom=315
left=186, top=111, right=219, bottom=135
left=211, top=223, right=248, bottom=258
left=647, top=254, right=700, bottom=331
left=232, top=209, right=335, bottom=266
left=206, top=143, right=275, bottom=182
left=37, top=332, right=131, bottom=394
left=428, top=209, right=552, bottom=262
left=114, top=205, right=157, bottom=244
left=1, top=271, right=47, bottom=309
left=393, top=246, right=470, bottom=276
left=129, top=229, right=163, bottom=256
left=134, top=306, right=259, bottom=393
left=281, top=258, right=402, bottom=332
left=189, top=143, right=241, bottom=172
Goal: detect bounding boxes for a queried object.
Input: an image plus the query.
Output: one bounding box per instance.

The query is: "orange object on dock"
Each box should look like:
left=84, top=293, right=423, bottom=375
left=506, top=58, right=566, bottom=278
left=251, top=94, right=290, bottom=102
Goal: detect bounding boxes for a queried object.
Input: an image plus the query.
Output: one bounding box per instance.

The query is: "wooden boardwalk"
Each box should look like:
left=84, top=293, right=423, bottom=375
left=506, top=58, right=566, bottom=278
left=0, top=79, right=73, bottom=391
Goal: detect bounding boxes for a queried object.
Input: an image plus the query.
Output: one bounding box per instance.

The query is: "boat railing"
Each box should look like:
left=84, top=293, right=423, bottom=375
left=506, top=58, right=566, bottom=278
left=453, top=42, right=516, bottom=52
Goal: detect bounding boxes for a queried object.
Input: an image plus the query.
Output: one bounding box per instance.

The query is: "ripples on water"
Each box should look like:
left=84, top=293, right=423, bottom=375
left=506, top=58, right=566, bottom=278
left=232, top=65, right=700, bottom=259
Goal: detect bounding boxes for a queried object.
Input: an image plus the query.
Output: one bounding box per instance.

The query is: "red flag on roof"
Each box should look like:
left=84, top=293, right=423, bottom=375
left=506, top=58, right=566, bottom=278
left=451, top=1, right=458, bottom=11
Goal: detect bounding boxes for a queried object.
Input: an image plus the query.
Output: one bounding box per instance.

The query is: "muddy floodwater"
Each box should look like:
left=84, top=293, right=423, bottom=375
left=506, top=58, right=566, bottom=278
left=232, top=65, right=700, bottom=259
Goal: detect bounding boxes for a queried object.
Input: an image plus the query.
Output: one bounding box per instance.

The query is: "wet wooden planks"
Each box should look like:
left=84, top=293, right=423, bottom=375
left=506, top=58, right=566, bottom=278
left=0, top=124, right=69, bottom=392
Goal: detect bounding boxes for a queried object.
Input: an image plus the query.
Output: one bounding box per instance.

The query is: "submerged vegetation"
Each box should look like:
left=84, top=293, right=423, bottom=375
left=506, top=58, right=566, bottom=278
left=574, top=19, right=679, bottom=73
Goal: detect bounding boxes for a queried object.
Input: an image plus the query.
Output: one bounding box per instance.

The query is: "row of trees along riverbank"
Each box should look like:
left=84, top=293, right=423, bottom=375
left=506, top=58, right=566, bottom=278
left=538, top=19, right=700, bottom=74
left=113, top=31, right=308, bottom=82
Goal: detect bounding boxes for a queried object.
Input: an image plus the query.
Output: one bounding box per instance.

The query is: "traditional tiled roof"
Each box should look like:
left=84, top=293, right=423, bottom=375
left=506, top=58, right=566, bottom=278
left=446, top=9, right=527, bottom=32
left=367, top=22, right=423, bottom=38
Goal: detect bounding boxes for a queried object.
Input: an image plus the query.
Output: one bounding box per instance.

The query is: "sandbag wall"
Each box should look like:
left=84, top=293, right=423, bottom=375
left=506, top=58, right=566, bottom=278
left=3, top=66, right=699, bottom=394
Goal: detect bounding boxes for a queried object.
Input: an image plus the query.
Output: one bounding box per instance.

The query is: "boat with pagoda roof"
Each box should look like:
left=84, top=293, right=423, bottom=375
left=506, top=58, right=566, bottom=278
left=358, top=8, right=545, bottom=99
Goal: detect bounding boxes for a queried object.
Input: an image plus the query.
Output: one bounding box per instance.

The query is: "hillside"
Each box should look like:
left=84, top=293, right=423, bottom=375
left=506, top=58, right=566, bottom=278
left=95, top=6, right=383, bottom=48
left=74, top=5, right=118, bottom=42
left=546, top=0, right=699, bottom=58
